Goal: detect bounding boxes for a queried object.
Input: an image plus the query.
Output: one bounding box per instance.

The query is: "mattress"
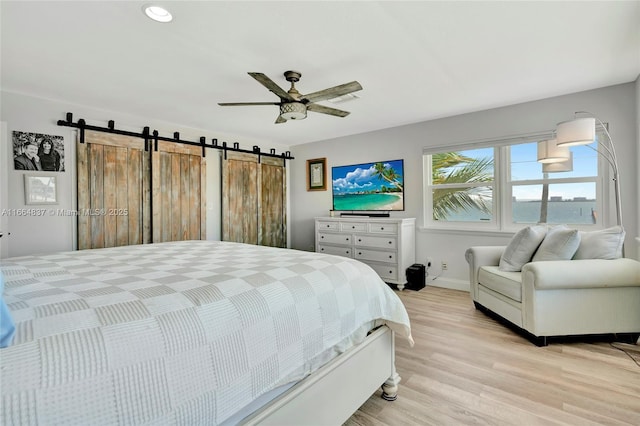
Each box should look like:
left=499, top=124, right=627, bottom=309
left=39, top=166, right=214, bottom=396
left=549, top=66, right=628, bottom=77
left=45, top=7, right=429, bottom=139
left=0, top=240, right=412, bottom=425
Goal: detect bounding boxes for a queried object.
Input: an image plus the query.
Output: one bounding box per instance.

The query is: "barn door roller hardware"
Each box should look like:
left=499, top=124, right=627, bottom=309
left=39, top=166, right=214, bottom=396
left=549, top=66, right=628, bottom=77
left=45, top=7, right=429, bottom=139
left=57, top=112, right=294, bottom=160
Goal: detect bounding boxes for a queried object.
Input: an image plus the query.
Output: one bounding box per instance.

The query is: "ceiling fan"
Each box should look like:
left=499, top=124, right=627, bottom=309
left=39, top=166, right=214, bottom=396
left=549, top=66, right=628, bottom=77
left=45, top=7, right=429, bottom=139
left=218, top=71, right=363, bottom=124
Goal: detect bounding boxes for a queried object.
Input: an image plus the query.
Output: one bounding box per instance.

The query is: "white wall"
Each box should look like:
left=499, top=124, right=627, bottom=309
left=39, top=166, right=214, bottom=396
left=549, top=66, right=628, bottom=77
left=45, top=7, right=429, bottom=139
left=0, top=91, right=290, bottom=258
left=289, top=83, right=639, bottom=290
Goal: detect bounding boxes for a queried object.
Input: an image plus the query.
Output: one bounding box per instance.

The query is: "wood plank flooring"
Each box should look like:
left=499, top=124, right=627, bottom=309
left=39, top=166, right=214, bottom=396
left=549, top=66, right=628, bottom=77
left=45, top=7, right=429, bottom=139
left=344, top=286, right=640, bottom=425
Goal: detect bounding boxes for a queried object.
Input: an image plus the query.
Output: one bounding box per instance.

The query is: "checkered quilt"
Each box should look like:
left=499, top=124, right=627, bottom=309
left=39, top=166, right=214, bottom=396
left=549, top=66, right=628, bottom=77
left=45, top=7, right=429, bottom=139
left=0, top=240, right=412, bottom=425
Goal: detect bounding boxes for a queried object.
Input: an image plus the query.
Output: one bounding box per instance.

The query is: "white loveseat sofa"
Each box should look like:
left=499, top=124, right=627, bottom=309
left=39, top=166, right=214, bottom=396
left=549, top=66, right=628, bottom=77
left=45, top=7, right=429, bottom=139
left=465, top=226, right=640, bottom=346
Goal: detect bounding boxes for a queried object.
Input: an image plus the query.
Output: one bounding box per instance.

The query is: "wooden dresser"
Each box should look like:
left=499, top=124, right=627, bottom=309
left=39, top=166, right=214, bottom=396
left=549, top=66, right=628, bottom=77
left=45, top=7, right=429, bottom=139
left=315, top=217, right=416, bottom=290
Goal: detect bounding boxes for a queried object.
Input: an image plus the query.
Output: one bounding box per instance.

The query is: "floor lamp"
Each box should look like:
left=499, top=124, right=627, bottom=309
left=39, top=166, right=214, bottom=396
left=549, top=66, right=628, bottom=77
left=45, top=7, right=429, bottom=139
left=542, top=112, right=623, bottom=228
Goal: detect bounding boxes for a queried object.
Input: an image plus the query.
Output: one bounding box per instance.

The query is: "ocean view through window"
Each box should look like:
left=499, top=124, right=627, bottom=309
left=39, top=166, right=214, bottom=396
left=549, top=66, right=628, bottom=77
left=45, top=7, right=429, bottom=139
left=424, top=130, right=603, bottom=231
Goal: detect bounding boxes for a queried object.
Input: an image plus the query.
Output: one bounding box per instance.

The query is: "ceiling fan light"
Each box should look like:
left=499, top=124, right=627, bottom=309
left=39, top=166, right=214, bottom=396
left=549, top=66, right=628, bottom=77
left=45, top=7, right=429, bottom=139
left=556, top=117, right=595, bottom=147
left=280, top=102, right=307, bottom=120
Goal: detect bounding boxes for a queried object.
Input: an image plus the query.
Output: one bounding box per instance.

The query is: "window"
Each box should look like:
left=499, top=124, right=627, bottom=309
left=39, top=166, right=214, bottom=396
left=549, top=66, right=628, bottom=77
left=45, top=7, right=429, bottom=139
left=508, top=142, right=599, bottom=226
left=426, top=148, right=495, bottom=224
left=424, top=131, right=603, bottom=231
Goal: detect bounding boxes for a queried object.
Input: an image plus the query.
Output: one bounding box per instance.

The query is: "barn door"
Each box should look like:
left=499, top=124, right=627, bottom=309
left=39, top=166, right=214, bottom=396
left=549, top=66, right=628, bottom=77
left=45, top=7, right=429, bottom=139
left=152, top=141, right=206, bottom=243
left=221, top=151, right=286, bottom=247
left=77, top=131, right=150, bottom=249
left=77, top=131, right=205, bottom=250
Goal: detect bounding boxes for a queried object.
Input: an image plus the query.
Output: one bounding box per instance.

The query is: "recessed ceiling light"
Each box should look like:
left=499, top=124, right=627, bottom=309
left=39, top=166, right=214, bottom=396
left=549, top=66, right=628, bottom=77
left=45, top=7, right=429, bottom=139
left=143, top=5, right=173, bottom=23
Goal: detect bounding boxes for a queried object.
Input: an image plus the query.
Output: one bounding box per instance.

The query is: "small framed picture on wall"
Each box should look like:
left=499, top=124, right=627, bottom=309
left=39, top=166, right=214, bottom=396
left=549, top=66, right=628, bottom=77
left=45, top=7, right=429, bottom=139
left=306, top=158, right=327, bottom=191
left=24, top=175, right=58, bottom=205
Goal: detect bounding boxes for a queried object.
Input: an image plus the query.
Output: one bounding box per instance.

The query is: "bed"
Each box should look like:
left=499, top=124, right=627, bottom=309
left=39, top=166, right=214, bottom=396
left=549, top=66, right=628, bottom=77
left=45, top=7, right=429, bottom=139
left=0, top=240, right=413, bottom=425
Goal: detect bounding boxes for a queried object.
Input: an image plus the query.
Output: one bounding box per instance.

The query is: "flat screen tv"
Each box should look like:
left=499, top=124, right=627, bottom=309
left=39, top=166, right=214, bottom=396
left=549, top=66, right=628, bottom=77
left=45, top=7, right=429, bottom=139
left=331, top=159, right=404, bottom=211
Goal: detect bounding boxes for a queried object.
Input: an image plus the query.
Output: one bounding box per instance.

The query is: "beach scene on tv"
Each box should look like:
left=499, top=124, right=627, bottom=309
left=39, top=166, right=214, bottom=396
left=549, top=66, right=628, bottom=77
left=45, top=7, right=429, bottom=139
left=332, top=160, right=404, bottom=211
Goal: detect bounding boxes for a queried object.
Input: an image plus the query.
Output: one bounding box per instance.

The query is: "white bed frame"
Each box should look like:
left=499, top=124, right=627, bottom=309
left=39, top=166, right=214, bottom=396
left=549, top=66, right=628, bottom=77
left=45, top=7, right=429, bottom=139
left=242, top=326, right=400, bottom=425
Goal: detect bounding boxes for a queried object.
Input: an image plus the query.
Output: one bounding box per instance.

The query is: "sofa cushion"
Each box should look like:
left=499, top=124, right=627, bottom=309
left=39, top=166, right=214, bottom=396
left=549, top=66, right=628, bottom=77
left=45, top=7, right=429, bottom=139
left=573, top=226, right=625, bottom=260
left=499, top=225, right=547, bottom=272
left=478, top=266, right=523, bottom=302
left=532, top=225, right=581, bottom=262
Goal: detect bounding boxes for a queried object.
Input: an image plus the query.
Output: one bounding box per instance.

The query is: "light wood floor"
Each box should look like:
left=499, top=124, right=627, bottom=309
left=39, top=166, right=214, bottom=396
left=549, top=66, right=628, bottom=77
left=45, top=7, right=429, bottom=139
left=344, top=286, right=640, bottom=425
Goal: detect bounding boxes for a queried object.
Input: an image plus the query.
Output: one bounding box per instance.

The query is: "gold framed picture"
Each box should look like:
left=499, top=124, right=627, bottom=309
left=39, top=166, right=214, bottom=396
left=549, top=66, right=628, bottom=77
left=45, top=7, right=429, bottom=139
left=306, top=157, right=327, bottom=191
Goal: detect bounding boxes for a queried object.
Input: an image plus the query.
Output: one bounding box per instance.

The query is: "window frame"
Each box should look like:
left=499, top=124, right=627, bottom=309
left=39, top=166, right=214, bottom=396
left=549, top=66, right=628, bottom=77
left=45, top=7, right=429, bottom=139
left=423, top=146, right=498, bottom=231
left=423, top=129, right=608, bottom=232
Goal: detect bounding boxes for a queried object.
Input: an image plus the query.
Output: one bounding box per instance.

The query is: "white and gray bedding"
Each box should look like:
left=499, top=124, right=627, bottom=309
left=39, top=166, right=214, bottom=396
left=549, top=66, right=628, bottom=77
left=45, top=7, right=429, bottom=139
left=0, top=240, right=412, bottom=425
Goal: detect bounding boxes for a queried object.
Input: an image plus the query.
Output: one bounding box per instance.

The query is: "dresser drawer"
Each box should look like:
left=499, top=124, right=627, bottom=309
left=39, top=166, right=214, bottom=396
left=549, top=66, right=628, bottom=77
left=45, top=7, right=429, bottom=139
left=317, top=221, right=339, bottom=231
left=354, top=235, right=396, bottom=249
left=369, top=223, right=398, bottom=234
left=315, top=217, right=415, bottom=288
left=318, top=232, right=352, bottom=245
left=317, top=244, right=352, bottom=258
left=355, top=248, right=396, bottom=264
left=366, top=263, right=398, bottom=281
left=340, top=222, right=367, bottom=232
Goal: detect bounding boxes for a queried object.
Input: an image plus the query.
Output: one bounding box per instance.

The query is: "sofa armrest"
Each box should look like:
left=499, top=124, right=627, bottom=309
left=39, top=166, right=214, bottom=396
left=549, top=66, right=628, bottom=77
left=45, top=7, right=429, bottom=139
left=465, top=246, right=505, bottom=300
left=522, top=258, right=640, bottom=290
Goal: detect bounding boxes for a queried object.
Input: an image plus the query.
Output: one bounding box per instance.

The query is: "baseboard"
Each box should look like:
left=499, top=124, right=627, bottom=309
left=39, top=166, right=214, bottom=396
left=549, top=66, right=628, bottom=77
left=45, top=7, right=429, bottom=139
left=426, top=277, right=469, bottom=292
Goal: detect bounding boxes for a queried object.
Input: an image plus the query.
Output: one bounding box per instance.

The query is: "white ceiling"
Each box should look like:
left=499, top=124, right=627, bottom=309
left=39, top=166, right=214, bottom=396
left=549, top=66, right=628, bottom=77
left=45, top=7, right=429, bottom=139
left=2, top=1, right=639, bottom=147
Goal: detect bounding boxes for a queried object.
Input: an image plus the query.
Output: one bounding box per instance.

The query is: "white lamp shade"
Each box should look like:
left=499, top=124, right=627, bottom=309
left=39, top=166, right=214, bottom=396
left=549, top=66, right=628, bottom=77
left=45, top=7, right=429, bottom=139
left=280, top=102, right=307, bottom=120
left=537, top=139, right=570, bottom=163
left=556, top=117, right=595, bottom=147
left=542, top=152, right=573, bottom=173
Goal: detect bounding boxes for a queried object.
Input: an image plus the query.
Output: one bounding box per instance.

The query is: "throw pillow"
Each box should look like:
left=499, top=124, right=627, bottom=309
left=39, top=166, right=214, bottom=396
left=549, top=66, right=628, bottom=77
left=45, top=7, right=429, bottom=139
left=573, top=226, right=625, bottom=260
left=532, top=225, right=581, bottom=262
left=499, top=225, right=547, bottom=272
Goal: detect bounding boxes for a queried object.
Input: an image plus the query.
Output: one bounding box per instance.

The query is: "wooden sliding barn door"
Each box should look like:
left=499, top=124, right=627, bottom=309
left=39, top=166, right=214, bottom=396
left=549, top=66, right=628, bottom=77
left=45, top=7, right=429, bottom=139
left=77, top=131, right=206, bottom=250
left=222, top=151, right=286, bottom=247
left=77, top=131, right=150, bottom=249
left=152, top=141, right=206, bottom=243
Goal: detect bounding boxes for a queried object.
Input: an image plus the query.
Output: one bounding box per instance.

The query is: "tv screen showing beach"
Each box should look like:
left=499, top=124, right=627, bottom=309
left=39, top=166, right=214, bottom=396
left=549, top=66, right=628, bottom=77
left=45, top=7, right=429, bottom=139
left=332, top=159, right=404, bottom=211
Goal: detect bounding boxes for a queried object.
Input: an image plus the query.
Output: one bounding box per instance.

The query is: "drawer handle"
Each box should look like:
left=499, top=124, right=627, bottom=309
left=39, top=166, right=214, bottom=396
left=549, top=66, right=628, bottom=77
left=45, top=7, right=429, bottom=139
left=352, top=225, right=356, bottom=229
left=389, top=255, right=393, bottom=259
left=346, top=238, right=350, bottom=241
left=321, top=236, right=324, bottom=239
left=389, top=270, right=393, bottom=274
left=358, top=252, right=362, bottom=255
left=388, top=241, right=392, bottom=244
left=346, top=251, right=350, bottom=254
left=321, top=248, right=325, bottom=251
left=381, top=227, right=384, bottom=230
left=358, top=239, right=362, bottom=242
left=326, top=225, right=330, bottom=228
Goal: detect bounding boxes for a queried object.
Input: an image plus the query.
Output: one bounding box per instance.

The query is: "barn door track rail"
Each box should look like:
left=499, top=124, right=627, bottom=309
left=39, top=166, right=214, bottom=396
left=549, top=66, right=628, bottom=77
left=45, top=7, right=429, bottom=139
left=57, top=112, right=294, bottom=160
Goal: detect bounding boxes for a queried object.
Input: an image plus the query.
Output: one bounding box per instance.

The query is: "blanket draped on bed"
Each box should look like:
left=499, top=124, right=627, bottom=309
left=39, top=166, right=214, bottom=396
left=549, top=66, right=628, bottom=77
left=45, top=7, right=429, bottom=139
left=1, top=240, right=412, bottom=425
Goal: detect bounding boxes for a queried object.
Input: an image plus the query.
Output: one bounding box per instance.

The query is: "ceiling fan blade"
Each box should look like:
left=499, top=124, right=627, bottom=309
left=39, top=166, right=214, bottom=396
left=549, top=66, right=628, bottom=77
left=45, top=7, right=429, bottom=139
left=218, top=102, right=280, bottom=106
left=248, top=72, right=295, bottom=101
left=302, top=81, right=362, bottom=103
left=275, top=115, right=287, bottom=124
left=306, top=103, right=350, bottom=117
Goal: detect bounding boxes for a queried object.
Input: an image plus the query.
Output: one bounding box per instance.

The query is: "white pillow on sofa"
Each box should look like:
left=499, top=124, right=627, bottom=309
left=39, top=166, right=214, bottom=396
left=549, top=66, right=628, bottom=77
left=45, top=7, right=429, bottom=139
left=499, top=225, right=547, bottom=272
left=532, top=225, right=581, bottom=262
left=573, top=226, right=625, bottom=260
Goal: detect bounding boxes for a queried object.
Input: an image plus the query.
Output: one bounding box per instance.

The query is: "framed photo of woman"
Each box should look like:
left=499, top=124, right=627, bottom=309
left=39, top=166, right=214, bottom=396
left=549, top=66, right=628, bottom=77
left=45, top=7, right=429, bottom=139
left=306, top=158, right=327, bottom=191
